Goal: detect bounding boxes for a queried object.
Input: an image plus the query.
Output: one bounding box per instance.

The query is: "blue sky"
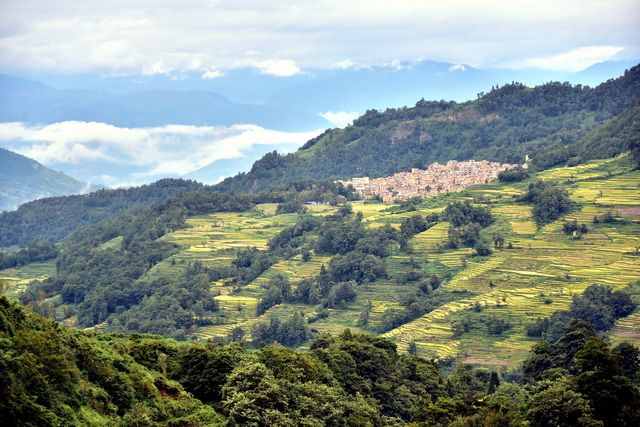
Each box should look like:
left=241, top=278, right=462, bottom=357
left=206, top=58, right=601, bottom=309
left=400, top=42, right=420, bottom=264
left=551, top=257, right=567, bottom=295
left=1, top=0, right=638, bottom=77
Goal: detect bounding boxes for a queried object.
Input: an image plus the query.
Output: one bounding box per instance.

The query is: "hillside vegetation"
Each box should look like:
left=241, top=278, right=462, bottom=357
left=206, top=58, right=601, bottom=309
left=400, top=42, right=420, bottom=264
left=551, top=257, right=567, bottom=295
left=217, top=64, right=640, bottom=193
left=0, top=178, right=205, bottom=247
left=1, top=64, right=638, bottom=248
left=1, top=296, right=639, bottom=426
left=5, top=154, right=639, bottom=369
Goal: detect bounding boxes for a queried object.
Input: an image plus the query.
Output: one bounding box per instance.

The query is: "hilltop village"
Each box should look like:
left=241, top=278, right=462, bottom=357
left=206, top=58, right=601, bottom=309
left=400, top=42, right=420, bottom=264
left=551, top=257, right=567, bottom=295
left=339, top=160, right=519, bottom=202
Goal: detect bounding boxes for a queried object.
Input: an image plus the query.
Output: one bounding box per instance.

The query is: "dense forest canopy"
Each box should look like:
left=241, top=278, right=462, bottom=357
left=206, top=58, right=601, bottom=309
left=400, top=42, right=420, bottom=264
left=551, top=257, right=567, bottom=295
left=1, top=297, right=638, bottom=426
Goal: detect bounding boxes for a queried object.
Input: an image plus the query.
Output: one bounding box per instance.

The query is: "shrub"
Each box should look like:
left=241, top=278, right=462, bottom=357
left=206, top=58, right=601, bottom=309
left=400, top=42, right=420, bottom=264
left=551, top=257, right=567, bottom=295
left=498, top=166, right=529, bottom=182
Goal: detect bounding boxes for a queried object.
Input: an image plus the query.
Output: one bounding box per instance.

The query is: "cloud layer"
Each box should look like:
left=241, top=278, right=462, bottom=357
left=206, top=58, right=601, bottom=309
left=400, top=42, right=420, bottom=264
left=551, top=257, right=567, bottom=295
left=0, top=1, right=637, bottom=76
left=509, top=46, right=627, bottom=72
left=0, top=121, right=321, bottom=186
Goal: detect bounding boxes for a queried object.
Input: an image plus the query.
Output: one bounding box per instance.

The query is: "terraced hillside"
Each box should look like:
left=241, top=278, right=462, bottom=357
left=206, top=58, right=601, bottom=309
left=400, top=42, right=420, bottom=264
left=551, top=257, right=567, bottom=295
left=0, top=260, right=56, bottom=299
left=110, top=154, right=637, bottom=366
left=382, top=156, right=640, bottom=365
left=3, top=155, right=638, bottom=369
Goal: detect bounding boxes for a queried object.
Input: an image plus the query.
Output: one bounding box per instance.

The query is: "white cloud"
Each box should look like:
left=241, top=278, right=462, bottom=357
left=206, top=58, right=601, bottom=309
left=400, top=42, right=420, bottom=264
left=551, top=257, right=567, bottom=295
left=448, top=64, right=467, bottom=72
left=1, top=1, right=636, bottom=75
left=142, top=61, right=173, bottom=76
left=334, top=59, right=357, bottom=70
left=254, top=59, right=301, bottom=77
left=320, top=111, right=360, bottom=128
left=201, top=69, right=224, bottom=79
left=0, top=121, right=322, bottom=186
left=511, top=46, right=626, bottom=72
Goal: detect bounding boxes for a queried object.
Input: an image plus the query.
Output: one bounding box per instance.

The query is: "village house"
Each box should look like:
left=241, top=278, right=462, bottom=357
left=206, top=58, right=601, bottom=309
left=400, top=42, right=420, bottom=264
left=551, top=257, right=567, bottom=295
left=338, top=160, right=518, bottom=203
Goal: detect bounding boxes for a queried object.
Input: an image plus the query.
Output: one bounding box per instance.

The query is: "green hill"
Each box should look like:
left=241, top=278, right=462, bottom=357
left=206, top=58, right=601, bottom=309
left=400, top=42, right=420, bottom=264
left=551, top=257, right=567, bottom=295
left=0, top=178, right=205, bottom=247
left=217, top=64, right=640, bottom=193
left=2, top=295, right=639, bottom=426
left=5, top=154, right=639, bottom=370
left=0, top=148, right=86, bottom=212
left=2, top=65, right=638, bottom=248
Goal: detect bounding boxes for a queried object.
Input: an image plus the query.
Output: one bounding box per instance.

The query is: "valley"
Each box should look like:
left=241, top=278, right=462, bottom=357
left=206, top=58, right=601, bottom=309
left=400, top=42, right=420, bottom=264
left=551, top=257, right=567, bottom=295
left=5, top=155, right=637, bottom=369
left=3, top=3, right=640, bottom=425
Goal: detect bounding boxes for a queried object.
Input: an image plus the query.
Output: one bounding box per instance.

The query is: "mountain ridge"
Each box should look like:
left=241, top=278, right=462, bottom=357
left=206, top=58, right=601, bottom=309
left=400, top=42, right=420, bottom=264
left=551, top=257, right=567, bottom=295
left=215, top=64, right=640, bottom=193
left=0, top=147, right=87, bottom=212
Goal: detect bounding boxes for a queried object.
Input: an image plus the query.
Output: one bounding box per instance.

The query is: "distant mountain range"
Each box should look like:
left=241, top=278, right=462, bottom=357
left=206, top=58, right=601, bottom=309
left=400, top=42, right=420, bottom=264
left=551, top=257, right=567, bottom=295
left=0, top=147, right=88, bottom=211
left=2, top=59, right=637, bottom=132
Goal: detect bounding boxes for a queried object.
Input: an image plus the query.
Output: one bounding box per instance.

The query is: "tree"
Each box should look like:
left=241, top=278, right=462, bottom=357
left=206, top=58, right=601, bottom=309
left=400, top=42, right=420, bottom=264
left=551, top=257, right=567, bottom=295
left=498, top=166, right=529, bottom=182
left=474, top=242, right=492, bottom=256
left=574, top=337, right=640, bottom=427
left=521, top=181, right=573, bottom=225
left=357, top=300, right=372, bottom=327
left=256, top=274, right=291, bottom=315
left=527, top=381, right=602, bottom=427
left=230, top=327, right=245, bottom=343
left=612, top=342, right=640, bottom=381
left=408, top=341, right=418, bottom=356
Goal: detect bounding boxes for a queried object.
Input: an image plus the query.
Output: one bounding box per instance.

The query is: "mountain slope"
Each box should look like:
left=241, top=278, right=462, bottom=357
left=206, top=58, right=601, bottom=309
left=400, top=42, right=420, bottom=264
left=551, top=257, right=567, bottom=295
left=216, top=64, right=640, bottom=193
left=0, top=297, right=224, bottom=425
left=0, top=178, right=205, bottom=246
left=0, top=148, right=87, bottom=211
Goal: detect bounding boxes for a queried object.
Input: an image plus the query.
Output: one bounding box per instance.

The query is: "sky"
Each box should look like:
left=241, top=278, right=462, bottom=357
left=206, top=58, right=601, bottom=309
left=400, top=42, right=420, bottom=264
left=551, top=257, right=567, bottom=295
left=0, top=1, right=639, bottom=187
left=1, top=0, right=638, bottom=77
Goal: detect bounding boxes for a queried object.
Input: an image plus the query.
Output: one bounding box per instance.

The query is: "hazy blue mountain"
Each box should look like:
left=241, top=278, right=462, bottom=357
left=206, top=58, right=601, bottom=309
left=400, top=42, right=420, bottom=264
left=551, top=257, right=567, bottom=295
left=0, top=75, right=328, bottom=131
left=0, top=147, right=88, bottom=211
left=5, top=60, right=637, bottom=132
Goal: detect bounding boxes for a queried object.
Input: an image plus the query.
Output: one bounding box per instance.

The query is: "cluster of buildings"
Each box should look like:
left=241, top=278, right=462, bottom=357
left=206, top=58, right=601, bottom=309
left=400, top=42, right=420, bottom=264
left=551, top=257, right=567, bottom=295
left=338, top=160, right=518, bottom=203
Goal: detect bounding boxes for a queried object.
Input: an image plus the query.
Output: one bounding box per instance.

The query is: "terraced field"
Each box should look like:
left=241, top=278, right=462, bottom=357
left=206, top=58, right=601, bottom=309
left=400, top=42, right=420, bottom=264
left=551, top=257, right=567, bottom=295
left=0, top=261, right=56, bottom=299
left=383, top=155, right=640, bottom=366
left=6, top=155, right=637, bottom=369
left=130, top=155, right=638, bottom=367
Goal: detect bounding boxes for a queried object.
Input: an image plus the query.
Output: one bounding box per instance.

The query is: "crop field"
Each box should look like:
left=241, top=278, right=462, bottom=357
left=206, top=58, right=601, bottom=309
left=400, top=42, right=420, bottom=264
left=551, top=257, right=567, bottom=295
left=7, top=156, right=637, bottom=368
left=0, top=261, right=56, bottom=299
left=381, top=156, right=640, bottom=366
left=143, top=155, right=640, bottom=367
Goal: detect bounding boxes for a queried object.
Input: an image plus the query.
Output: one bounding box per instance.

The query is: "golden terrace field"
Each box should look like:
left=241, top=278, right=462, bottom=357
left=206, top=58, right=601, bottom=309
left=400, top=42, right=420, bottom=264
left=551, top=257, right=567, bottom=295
left=0, top=260, right=56, bottom=299
left=148, top=155, right=640, bottom=366
left=2, top=155, right=639, bottom=367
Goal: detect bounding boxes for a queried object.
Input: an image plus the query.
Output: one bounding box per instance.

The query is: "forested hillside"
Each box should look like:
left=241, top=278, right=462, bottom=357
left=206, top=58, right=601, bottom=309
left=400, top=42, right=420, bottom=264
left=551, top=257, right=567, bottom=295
left=1, top=296, right=639, bottom=426
left=6, top=153, right=639, bottom=366
left=0, top=148, right=86, bottom=212
left=217, top=64, right=640, bottom=193
left=0, top=178, right=204, bottom=247
left=11, top=182, right=354, bottom=335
